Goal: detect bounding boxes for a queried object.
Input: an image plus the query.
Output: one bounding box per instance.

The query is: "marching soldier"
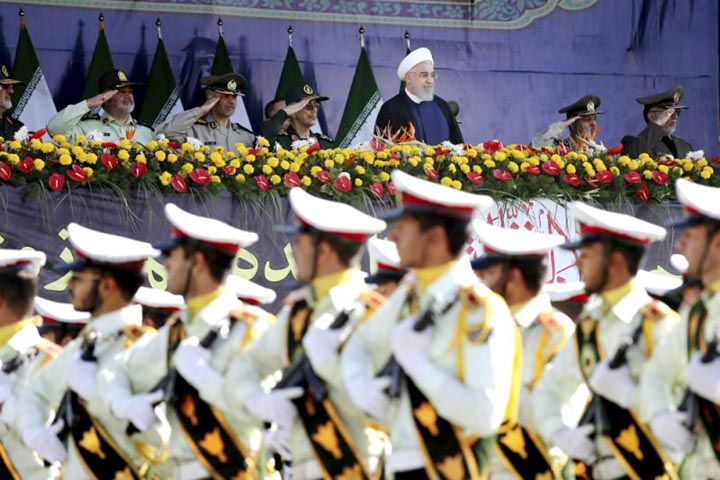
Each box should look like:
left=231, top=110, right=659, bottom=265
left=35, top=296, right=89, bottom=347
left=16, top=224, right=162, bottom=479
left=0, top=250, right=61, bottom=480
left=341, top=170, right=519, bottom=479
left=639, top=179, right=720, bottom=478
left=224, top=187, right=386, bottom=479
left=471, top=222, right=576, bottom=479
left=98, top=204, right=272, bottom=479
left=47, top=69, right=154, bottom=144
left=156, top=72, right=255, bottom=150
left=0, top=65, right=25, bottom=140
left=365, top=236, right=407, bottom=298
left=132, top=286, right=185, bottom=329
left=263, top=84, right=335, bottom=150
left=533, top=202, right=679, bottom=480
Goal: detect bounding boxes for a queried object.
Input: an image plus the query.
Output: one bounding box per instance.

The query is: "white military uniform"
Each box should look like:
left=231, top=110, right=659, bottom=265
left=342, top=259, right=518, bottom=475
left=47, top=100, right=154, bottom=145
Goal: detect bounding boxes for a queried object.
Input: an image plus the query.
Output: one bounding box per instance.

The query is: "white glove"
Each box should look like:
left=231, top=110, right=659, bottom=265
left=302, top=325, right=342, bottom=372
left=174, top=337, right=214, bottom=389
left=0, top=367, right=17, bottom=404
left=687, top=352, right=720, bottom=403
left=22, top=421, right=67, bottom=463
left=111, top=390, right=164, bottom=432
left=66, top=354, right=98, bottom=400
left=346, top=374, right=392, bottom=419
left=244, top=387, right=303, bottom=430
left=391, top=315, right=433, bottom=375
left=588, top=360, right=637, bottom=409
left=264, top=424, right=293, bottom=460
left=649, top=411, right=693, bottom=453
left=551, top=425, right=596, bottom=463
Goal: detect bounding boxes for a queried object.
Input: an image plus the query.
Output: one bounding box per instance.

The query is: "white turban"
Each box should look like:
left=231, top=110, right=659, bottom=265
left=397, top=47, right=434, bottom=81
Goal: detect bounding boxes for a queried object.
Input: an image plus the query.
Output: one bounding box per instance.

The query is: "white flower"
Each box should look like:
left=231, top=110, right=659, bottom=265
left=274, top=142, right=284, bottom=152
left=255, top=135, right=266, bottom=146
left=86, top=130, right=103, bottom=142
left=13, top=126, right=28, bottom=142
left=156, top=133, right=167, bottom=142
left=442, top=140, right=464, bottom=156
left=186, top=136, right=203, bottom=149
left=290, top=137, right=317, bottom=150
left=337, top=172, right=351, bottom=180
left=686, top=150, right=705, bottom=161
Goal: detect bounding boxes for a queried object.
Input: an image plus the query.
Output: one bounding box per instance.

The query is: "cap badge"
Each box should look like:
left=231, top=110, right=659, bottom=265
left=227, top=79, right=237, bottom=92
left=673, top=91, right=680, bottom=103
left=1, top=65, right=8, bottom=77
left=586, top=101, right=595, bottom=113
left=118, top=71, right=128, bottom=82
left=303, top=85, right=314, bottom=95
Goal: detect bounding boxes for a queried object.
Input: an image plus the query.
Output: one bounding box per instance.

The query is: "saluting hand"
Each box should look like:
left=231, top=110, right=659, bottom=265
left=199, top=96, right=221, bottom=115
left=283, top=98, right=312, bottom=116
left=87, top=90, right=118, bottom=109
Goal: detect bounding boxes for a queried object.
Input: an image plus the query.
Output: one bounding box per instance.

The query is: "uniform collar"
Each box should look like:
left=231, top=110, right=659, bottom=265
left=86, top=304, right=142, bottom=337
left=414, top=259, right=458, bottom=294
left=585, top=280, right=649, bottom=324
left=512, top=292, right=554, bottom=329
left=100, top=110, right=137, bottom=127
left=600, top=279, right=636, bottom=310
left=187, top=288, right=223, bottom=318
left=307, top=268, right=367, bottom=312
left=189, top=289, right=241, bottom=329
left=0, top=318, right=39, bottom=349
left=405, top=88, right=424, bottom=104
left=705, top=279, right=720, bottom=295
left=412, top=257, right=477, bottom=310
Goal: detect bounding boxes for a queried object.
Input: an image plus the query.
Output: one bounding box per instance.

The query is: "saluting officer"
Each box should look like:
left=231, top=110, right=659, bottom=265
left=157, top=73, right=254, bottom=150
left=533, top=203, right=679, bottom=480
left=471, top=222, right=576, bottom=479
left=264, top=84, right=334, bottom=150
left=47, top=69, right=154, bottom=144
left=341, top=170, right=519, bottom=479
left=639, top=179, right=720, bottom=478
left=531, top=94, right=605, bottom=153
left=0, top=65, right=25, bottom=140
left=224, top=187, right=386, bottom=480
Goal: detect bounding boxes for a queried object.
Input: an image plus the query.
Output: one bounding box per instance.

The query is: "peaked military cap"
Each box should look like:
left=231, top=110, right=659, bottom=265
left=201, top=72, right=247, bottom=96
left=365, top=237, right=406, bottom=285
left=133, top=286, right=185, bottom=311
left=667, top=178, right=720, bottom=228
left=0, top=249, right=45, bottom=276
left=34, top=297, right=90, bottom=325
left=284, top=84, right=329, bottom=105
left=558, top=95, right=603, bottom=118
left=98, top=69, right=144, bottom=92
left=225, top=275, right=277, bottom=305
left=470, top=221, right=565, bottom=270
left=636, top=86, right=687, bottom=110
left=0, top=65, right=23, bottom=86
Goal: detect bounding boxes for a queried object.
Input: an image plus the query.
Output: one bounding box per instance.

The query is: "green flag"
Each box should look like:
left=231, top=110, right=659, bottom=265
left=138, top=32, right=183, bottom=128
left=82, top=17, right=114, bottom=100
left=209, top=33, right=252, bottom=131
left=274, top=45, right=304, bottom=100
left=336, top=47, right=382, bottom=148
left=11, top=14, right=57, bottom=129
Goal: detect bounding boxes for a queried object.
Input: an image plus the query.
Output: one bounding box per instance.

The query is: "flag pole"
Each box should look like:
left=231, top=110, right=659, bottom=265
left=218, top=17, right=224, bottom=37
left=359, top=25, right=365, bottom=49
left=404, top=30, right=411, bottom=51
left=287, top=25, right=293, bottom=47
left=156, top=18, right=162, bottom=40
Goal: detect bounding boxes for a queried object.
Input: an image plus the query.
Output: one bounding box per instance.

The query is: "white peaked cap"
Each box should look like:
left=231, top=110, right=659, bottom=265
left=637, top=270, right=683, bottom=297
left=225, top=275, right=277, bottom=305
left=133, top=287, right=185, bottom=310
left=34, top=296, right=89, bottom=324
left=544, top=281, right=588, bottom=302
left=670, top=254, right=689, bottom=274
left=472, top=221, right=565, bottom=256
left=672, top=179, right=720, bottom=223
left=0, top=249, right=46, bottom=276
left=66, top=223, right=159, bottom=266
left=367, top=237, right=402, bottom=270
left=397, top=47, right=434, bottom=81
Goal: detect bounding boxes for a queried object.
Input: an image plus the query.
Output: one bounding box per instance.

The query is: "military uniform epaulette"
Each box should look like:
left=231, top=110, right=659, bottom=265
left=640, top=299, right=672, bottom=322
left=229, top=307, right=259, bottom=325
left=537, top=311, right=568, bottom=334
left=458, top=284, right=488, bottom=311
left=231, top=123, right=253, bottom=135
left=317, top=133, right=334, bottom=142
left=81, top=111, right=101, bottom=121
left=195, top=118, right=209, bottom=126
left=358, top=289, right=387, bottom=311
left=277, top=130, right=290, bottom=137
left=33, top=337, right=63, bottom=360
left=121, top=324, right=154, bottom=342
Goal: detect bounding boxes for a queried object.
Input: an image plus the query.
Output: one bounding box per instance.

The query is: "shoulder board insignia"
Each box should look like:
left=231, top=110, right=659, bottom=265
left=458, top=285, right=486, bottom=311
left=81, top=111, right=100, bottom=121
left=194, top=118, right=208, bottom=125
left=318, top=133, right=334, bottom=142
left=34, top=338, right=63, bottom=359
left=537, top=312, right=561, bottom=333
left=229, top=307, right=259, bottom=325
left=640, top=300, right=670, bottom=322
left=278, top=130, right=290, bottom=137
left=122, top=324, right=154, bottom=341
left=231, top=123, right=253, bottom=134
left=209, top=121, right=218, bottom=129
left=284, top=288, right=307, bottom=306
left=359, top=289, right=387, bottom=310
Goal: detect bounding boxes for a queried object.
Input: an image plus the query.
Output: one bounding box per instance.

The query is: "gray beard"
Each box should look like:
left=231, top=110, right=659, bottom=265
left=416, top=89, right=434, bottom=102
left=0, top=98, right=11, bottom=112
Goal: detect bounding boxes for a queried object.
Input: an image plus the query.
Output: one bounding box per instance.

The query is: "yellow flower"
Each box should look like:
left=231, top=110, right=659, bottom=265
left=528, top=156, right=540, bottom=166
left=200, top=145, right=210, bottom=153
left=56, top=147, right=69, bottom=156
left=136, top=154, right=147, bottom=164
left=262, top=165, right=273, bottom=175
left=280, top=160, right=290, bottom=170
left=354, top=178, right=363, bottom=187
left=270, top=174, right=282, bottom=185
left=481, top=153, right=492, bottom=162
left=118, top=150, right=130, bottom=161
left=146, top=140, right=158, bottom=150
left=578, top=154, right=588, bottom=162
left=629, top=161, right=639, bottom=170
left=696, top=159, right=708, bottom=168
left=355, top=165, right=366, bottom=175
left=74, top=135, right=86, bottom=146
left=301, top=175, right=312, bottom=186
left=208, top=166, right=217, bottom=175
left=494, top=152, right=507, bottom=162
left=566, top=164, right=576, bottom=174
left=610, top=166, right=620, bottom=176
left=472, top=165, right=482, bottom=174
left=167, top=153, right=178, bottom=163
left=617, top=155, right=631, bottom=166
left=267, top=157, right=279, bottom=168
left=451, top=180, right=462, bottom=190
left=83, top=167, right=93, bottom=178
left=682, top=160, right=693, bottom=172
left=334, top=153, right=345, bottom=164
left=211, top=175, right=221, bottom=183
left=643, top=170, right=653, bottom=180
left=182, top=163, right=194, bottom=173
left=230, top=159, right=241, bottom=169
left=236, top=144, right=249, bottom=156
left=290, top=162, right=301, bottom=172
left=209, top=152, right=223, bottom=164
left=194, top=152, right=206, bottom=162
left=423, top=147, right=435, bottom=156
left=507, top=162, right=519, bottom=174
left=311, top=166, right=322, bottom=175
left=701, top=168, right=713, bottom=180
left=71, top=146, right=85, bottom=157
left=7, top=153, right=18, bottom=165
left=672, top=166, right=683, bottom=175
left=440, top=176, right=453, bottom=186
left=59, top=154, right=72, bottom=166
left=119, top=139, right=132, bottom=150
left=234, top=173, right=246, bottom=183
left=52, top=134, right=66, bottom=143
left=658, top=165, right=669, bottom=174
left=243, top=164, right=254, bottom=175
left=155, top=150, right=167, bottom=162
left=159, top=172, right=172, bottom=186
left=85, top=153, right=98, bottom=165
left=33, top=159, right=45, bottom=171
left=30, top=139, right=42, bottom=150
left=379, top=172, right=390, bottom=182
left=448, top=164, right=457, bottom=173
left=245, top=154, right=256, bottom=163
left=638, top=153, right=651, bottom=161
left=460, top=164, right=470, bottom=174
left=424, top=157, right=434, bottom=166
left=484, top=159, right=496, bottom=168
left=324, top=159, right=335, bottom=169
left=257, top=136, right=270, bottom=147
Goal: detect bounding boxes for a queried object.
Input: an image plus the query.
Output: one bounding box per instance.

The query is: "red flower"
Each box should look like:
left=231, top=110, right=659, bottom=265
left=434, top=147, right=451, bottom=156
left=168, top=141, right=182, bottom=149
left=542, top=160, right=561, bottom=176
left=130, top=162, right=147, bottom=178
left=306, top=142, right=321, bottom=155
left=30, top=128, right=47, bottom=140
left=48, top=173, right=65, bottom=191
left=493, top=169, right=512, bottom=181
left=18, top=157, right=34, bottom=173
left=101, top=153, right=118, bottom=171
left=369, top=182, right=384, bottom=197
left=223, top=166, right=236, bottom=175
left=425, top=169, right=439, bottom=180
left=314, top=170, right=331, bottom=184
left=370, top=138, right=384, bottom=152
left=711, top=157, right=720, bottom=165
left=386, top=181, right=396, bottom=195
left=248, top=147, right=262, bottom=155
left=637, top=183, right=650, bottom=203
left=556, top=143, right=570, bottom=155
left=334, top=174, right=352, bottom=192
left=563, top=173, right=580, bottom=186
left=0, top=162, right=11, bottom=181
left=596, top=170, right=614, bottom=184
left=171, top=174, right=187, bottom=193
left=189, top=168, right=211, bottom=185
left=254, top=175, right=269, bottom=191
left=66, top=164, right=88, bottom=183
left=624, top=171, right=642, bottom=184
left=101, top=142, right=118, bottom=149
left=606, top=144, right=624, bottom=155
left=586, top=177, right=599, bottom=188
left=390, top=152, right=401, bottom=162
left=483, top=140, right=503, bottom=154
left=284, top=172, right=300, bottom=188
left=467, top=172, right=485, bottom=184
left=525, top=165, right=541, bottom=175
left=652, top=170, right=668, bottom=185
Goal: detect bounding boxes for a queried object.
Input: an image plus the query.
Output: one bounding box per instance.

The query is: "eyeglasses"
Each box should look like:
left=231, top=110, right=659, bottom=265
left=650, top=107, right=682, bottom=117
left=304, top=102, right=319, bottom=111
left=408, top=72, right=438, bottom=80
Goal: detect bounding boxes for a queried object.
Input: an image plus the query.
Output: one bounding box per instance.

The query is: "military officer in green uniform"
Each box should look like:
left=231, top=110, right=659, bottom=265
left=47, top=69, right=154, bottom=145
left=0, top=65, right=25, bottom=140
left=157, top=73, right=254, bottom=150
left=621, top=86, right=693, bottom=159
left=531, top=94, right=606, bottom=153
left=263, top=84, right=334, bottom=150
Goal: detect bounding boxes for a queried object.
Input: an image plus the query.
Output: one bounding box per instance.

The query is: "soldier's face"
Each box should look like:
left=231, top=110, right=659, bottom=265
left=476, top=263, right=505, bottom=295
left=405, top=61, right=435, bottom=102
left=164, top=246, right=192, bottom=296
left=675, top=225, right=710, bottom=278
left=294, top=101, right=319, bottom=129
left=212, top=93, right=237, bottom=119
left=106, top=87, right=135, bottom=115
left=67, top=269, right=102, bottom=312
left=389, top=216, right=429, bottom=269
left=291, top=233, right=317, bottom=283
left=576, top=242, right=608, bottom=293
left=0, top=84, right=13, bottom=112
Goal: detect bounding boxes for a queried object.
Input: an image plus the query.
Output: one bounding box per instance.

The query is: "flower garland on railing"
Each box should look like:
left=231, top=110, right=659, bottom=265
left=0, top=129, right=716, bottom=205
